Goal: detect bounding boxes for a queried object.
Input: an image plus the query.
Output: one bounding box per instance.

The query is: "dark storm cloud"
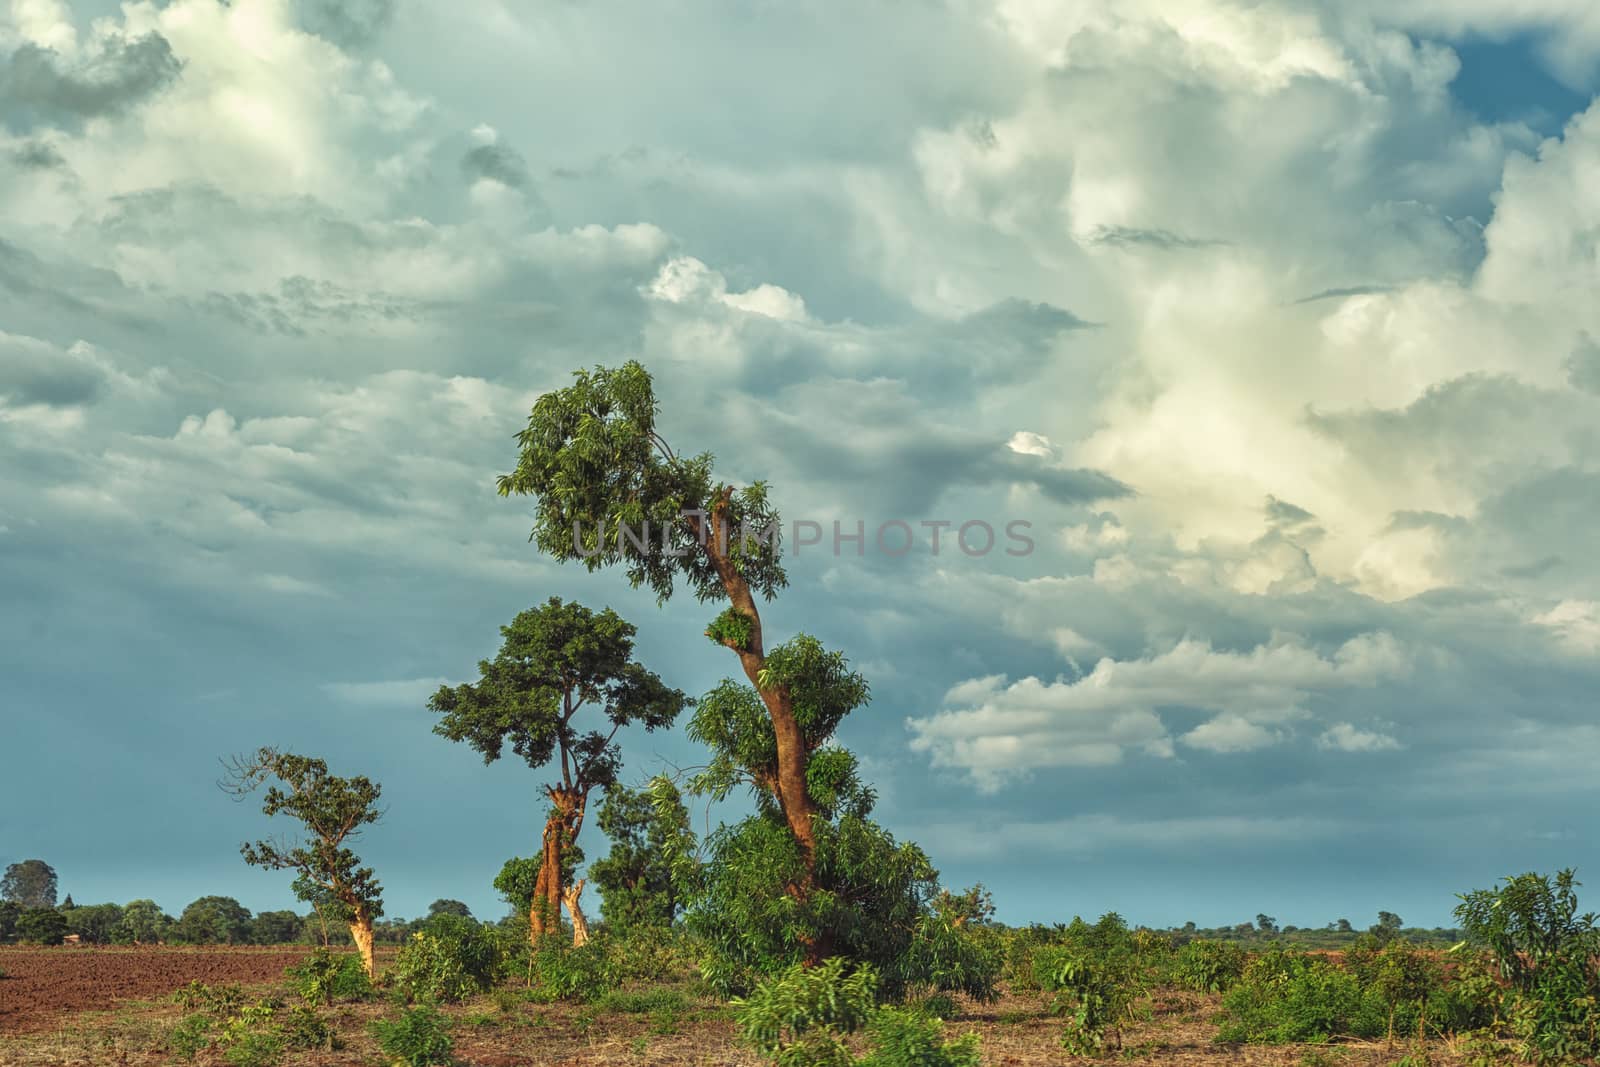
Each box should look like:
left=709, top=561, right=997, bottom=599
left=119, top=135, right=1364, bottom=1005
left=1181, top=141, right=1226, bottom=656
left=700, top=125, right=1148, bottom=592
left=0, top=34, right=181, bottom=131
left=461, top=143, right=532, bottom=190
left=0, top=336, right=103, bottom=407
left=1292, top=284, right=1394, bottom=304
left=1083, top=225, right=1228, bottom=250
left=10, top=140, right=67, bottom=170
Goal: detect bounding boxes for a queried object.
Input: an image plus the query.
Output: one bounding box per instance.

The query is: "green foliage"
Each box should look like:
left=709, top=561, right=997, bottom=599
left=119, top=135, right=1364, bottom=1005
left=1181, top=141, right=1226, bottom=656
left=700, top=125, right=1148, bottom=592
left=600, top=987, right=690, bottom=1015
left=286, top=948, right=372, bottom=1005
left=281, top=1004, right=336, bottom=1051
left=1173, top=939, right=1248, bottom=993
left=1216, top=956, right=1367, bottom=1044
left=112, top=899, right=173, bottom=944
left=15, top=905, right=68, bottom=944
left=591, top=777, right=697, bottom=933
left=429, top=597, right=685, bottom=781
left=249, top=909, right=301, bottom=945
left=1, top=859, right=58, bottom=909
left=706, top=607, right=756, bottom=651
left=391, top=916, right=504, bottom=1003
left=230, top=749, right=385, bottom=924
left=371, top=1004, right=455, bottom=1067
left=734, top=958, right=879, bottom=1067
left=527, top=936, right=619, bottom=1002
left=1035, top=939, right=1147, bottom=1055
left=167, top=1014, right=213, bottom=1060
left=917, top=994, right=958, bottom=1020
left=64, top=902, right=124, bottom=944
left=175, top=895, right=254, bottom=945
left=498, top=359, right=788, bottom=604
left=860, top=1006, right=981, bottom=1067
left=216, top=1002, right=286, bottom=1067
left=1455, top=869, right=1600, bottom=1064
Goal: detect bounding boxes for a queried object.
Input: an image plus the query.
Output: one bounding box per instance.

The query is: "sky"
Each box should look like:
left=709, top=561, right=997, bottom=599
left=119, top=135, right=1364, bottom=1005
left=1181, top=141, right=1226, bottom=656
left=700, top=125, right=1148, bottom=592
left=1, top=0, right=1598, bottom=932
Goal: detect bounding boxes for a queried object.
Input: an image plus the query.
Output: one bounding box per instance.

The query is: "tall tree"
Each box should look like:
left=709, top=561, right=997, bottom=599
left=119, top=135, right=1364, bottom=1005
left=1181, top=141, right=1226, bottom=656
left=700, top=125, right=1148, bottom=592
left=2, top=859, right=58, bottom=909
left=496, top=365, right=830, bottom=906
left=430, top=597, right=686, bottom=943
left=496, top=362, right=998, bottom=988
left=223, top=748, right=386, bottom=976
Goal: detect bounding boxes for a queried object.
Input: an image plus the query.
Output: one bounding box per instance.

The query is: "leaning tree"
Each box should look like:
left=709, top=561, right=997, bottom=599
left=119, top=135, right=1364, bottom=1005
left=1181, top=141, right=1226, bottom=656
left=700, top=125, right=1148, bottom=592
left=495, top=362, right=998, bottom=993
left=223, top=748, right=386, bottom=976
left=429, top=596, right=687, bottom=943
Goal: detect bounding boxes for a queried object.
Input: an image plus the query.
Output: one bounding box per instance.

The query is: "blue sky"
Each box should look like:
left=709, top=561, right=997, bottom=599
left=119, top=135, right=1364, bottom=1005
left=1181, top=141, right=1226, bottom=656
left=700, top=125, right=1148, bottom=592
left=2, top=0, right=1600, bottom=931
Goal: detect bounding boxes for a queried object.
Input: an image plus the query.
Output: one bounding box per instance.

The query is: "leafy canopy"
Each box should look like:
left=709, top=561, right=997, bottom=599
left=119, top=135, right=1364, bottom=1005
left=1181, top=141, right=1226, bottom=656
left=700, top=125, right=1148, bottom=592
left=428, top=596, right=686, bottom=789
left=497, top=360, right=787, bottom=604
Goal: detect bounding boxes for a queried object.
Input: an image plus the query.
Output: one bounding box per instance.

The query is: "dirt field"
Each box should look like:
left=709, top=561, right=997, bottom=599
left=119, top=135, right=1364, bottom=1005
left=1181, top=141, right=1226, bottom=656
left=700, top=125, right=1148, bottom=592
left=0, top=945, right=1476, bottom=1066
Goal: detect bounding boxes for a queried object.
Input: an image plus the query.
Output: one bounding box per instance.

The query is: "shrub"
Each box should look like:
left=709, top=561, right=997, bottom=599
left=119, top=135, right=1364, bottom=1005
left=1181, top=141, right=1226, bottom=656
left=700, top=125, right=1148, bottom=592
left=391, top=916, right=503, bottom=1003
left=1172, top=939, right=1248, bottom=993
left=371, top=1005, right=455, bottom=1067
left=1216, top=958, right=1365, bottom=1044
left=916, top=994, right=958, bottom=1020
left=287, top=948, right=372, bottom=1005
left=167, top=1014, right=213, bottom=1061
left=282, top=1004, right=336, bottom=1051
left=216, top=1003, right=285, bottom=1067
left=734, top=957, right=879, bottom=1067
left=860, top=1006, right=980, bottom=1067
left=527, top=937, right=618, bottom=1003
left=1035, top=943, right=1146, bottom=1054
left=1455, top=869, right=1600, bottom=1064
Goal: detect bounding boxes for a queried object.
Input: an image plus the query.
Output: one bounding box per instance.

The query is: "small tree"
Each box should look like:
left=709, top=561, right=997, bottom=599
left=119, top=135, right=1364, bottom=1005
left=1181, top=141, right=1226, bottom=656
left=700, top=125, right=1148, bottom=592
left=16, top=906, right=68, bottom=945
left=224, top=748, right=387, bottom=976
left=427, top=899, right=473, bottom=919
left=2, top=859, right=58, bottom=909
left=430, top=597, right=686, bottom=943
left=590, top=776, right=697, bottom=932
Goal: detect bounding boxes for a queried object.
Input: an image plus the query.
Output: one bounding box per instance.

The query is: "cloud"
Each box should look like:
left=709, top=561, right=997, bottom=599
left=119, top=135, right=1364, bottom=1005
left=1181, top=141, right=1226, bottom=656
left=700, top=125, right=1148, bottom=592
left=1, top=32, right=181, bottom=131
left=906, top=633, right=1409, bottom=791
left=1317, top=722, right=1403, bottom=752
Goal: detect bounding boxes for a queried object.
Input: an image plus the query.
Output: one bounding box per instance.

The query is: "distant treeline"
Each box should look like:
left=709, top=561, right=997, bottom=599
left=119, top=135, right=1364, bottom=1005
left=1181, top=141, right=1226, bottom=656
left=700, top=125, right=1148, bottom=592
left=0, top=890, right=493, bottom=947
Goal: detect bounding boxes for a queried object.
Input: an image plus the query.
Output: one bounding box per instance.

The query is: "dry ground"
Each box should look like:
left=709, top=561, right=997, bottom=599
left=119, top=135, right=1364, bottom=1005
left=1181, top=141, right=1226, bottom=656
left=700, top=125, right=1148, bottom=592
left=0, top=945, right=1480, bottom=1066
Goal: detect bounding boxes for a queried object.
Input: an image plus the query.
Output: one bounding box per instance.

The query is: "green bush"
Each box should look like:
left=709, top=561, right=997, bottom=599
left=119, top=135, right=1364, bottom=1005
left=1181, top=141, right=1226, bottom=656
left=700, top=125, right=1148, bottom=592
left=286, top=948, right=372, bottom=1005
left=167, top=1013, right=213, bottom=1060
left=216, top=1003, right=286, bottom=1067
left=527, top=937, right=618, bottom=1002
left=860, top=1006, right=980, bottom=1067
left=734, top=957, right=879, bottom=1067
left=371, top=1005, right=455, bottom=1067
left=391, top=916, right=503, bottom=1003
left=1172, top=939, right=1248, bottom=993
left=1455, top=869, right=1600, bottom=1064
left=282, top=1004, right=336, bottom=1051
left=916, top=994, right=958, bottom=1020
left=1035, top=942, right=1146, bottom=1054
left=1216, top=958, right=1367, bottom=1044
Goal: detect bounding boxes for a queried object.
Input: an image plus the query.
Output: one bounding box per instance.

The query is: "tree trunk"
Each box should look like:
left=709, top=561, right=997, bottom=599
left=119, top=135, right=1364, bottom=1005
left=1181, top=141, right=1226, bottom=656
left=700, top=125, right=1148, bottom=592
left=348, top=905, right=376, bottom=979
left=529, top=812, right=564, bottom=941
left=563, top=879, right=589, bottom=947
left=697, top=495, right=827, bottom=964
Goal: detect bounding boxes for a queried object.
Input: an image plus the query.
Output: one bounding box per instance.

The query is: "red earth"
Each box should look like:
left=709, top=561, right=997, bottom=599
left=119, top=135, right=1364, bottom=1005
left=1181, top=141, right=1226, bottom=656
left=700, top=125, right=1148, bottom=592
left=0, top=945, right=314, bottom=1033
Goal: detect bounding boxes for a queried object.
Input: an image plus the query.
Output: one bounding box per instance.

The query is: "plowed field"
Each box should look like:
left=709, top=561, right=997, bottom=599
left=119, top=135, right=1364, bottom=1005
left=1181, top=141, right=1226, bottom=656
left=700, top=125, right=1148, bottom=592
left=0, top=945, right=312, bottom=1032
